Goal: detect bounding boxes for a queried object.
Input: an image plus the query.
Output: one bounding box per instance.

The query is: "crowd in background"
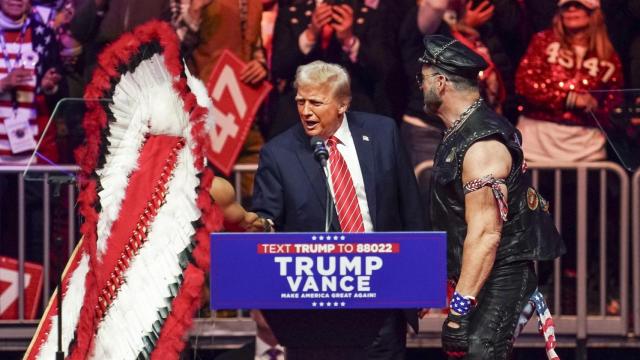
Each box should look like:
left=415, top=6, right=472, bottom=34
left=0, top=0, right=635, bottom=323
left=0, top=0, right=637, bottom=169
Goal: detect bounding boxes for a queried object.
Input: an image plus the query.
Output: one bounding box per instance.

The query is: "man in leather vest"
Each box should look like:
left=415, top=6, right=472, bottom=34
left=418, top=35, right=565, bottom=359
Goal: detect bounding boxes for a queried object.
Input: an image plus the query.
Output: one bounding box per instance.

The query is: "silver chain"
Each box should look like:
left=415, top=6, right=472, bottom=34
left=443, top=98, right=483, bottom=140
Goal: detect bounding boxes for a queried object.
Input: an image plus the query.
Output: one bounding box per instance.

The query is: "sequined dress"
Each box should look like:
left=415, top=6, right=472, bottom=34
left=515, top=30, right=623, bottom=161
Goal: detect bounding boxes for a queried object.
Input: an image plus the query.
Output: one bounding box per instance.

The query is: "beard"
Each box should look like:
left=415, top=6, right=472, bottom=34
left=422, top=86, right=442, bottom=115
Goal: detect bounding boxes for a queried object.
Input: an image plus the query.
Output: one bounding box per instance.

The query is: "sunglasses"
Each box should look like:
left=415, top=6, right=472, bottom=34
left=559, top=2, right=591, bottom=12
left=416, top=72, right=442, bottom=87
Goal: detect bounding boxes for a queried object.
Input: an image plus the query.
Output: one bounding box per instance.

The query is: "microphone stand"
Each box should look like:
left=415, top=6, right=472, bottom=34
left=321, top=163, right=335, bottom=233
left=56, top=261, right=64, bottom=360
left=311, top=137, right=335, bottom=232
left=50, top=175, right=74, bottom=360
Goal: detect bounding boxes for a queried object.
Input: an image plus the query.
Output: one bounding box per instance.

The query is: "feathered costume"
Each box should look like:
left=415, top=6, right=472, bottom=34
left=25, top=21, right=223, bottom=359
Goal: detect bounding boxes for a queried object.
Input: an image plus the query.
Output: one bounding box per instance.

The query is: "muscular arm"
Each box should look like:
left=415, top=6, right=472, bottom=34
left=454, top=139, right=512, bottom=298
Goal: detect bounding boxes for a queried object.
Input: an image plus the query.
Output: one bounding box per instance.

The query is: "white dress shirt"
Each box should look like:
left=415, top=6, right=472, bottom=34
left=324, top=114, right=374, bottom=232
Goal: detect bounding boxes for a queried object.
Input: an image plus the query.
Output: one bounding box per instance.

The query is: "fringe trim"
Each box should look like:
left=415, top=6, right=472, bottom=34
left=31, top=20, right=222, bottom=360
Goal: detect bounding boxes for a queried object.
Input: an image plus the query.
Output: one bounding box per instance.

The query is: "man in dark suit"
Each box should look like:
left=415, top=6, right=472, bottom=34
left=252, top=60, right=424, bottom=359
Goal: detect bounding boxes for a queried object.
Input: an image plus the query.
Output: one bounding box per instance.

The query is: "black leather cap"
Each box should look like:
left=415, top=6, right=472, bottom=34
left=419, top=35, right=488, bottom=79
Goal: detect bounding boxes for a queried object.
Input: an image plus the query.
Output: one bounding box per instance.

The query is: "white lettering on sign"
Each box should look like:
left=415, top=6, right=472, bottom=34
left=274, top=256, right=383, bottom=293
left=209, top=65, right=247, bottom=153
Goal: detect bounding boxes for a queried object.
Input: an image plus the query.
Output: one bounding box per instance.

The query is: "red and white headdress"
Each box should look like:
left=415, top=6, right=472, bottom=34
left=25, top=21, right=222, bottom=359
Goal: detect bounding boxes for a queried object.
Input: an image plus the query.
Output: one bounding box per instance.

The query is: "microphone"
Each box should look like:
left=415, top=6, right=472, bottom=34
left=310, top=136, right=329, bottom=167
left=309, top=136, right=334, bottom=232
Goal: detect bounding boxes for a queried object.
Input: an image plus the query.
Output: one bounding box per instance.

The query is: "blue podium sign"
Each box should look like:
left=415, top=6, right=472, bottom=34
left=210, top=232, right=446, bottom=310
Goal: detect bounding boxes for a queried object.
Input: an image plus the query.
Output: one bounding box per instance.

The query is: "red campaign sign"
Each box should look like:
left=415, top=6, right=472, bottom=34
left=206, top=50, right=272, bottom=176
left=0, top=256, right=43, bottom=319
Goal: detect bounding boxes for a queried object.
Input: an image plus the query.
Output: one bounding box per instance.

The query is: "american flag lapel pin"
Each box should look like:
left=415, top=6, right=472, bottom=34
left=362, top=135, right=369, bottom=142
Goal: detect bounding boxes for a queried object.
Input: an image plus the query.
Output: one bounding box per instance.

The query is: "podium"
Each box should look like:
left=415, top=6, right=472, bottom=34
left=261, top=309, right=393, bottom=359
left=210, top=232, right=446, bottom=359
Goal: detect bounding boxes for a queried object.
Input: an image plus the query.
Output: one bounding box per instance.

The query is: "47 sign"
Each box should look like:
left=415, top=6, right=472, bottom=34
left=0, top=256, right=42, bottom=319
left=206, top=50, right=272, bottom=175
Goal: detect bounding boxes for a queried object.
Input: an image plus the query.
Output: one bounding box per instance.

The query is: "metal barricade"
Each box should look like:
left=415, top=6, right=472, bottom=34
left=415, top=161, right=631, bottom=340
left=0, top=162, right=636, bottom=350
left=0, top=165, right=79, bottom=340
left=633, top=169, right=640, bottom=336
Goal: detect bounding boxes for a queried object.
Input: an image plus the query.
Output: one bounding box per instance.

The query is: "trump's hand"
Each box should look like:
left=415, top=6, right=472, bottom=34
left=242, top=214, right=274, bottom=232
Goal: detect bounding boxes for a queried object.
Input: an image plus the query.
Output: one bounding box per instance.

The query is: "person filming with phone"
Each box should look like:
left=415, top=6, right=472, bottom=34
left=269, top=0, right=405, bottom=138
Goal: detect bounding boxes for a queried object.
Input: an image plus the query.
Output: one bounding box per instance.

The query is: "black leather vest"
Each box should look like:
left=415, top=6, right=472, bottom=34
left=430, top=104, right=565, bottom=280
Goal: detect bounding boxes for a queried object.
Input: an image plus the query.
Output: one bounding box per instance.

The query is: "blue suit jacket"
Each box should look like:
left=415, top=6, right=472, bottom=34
left=252, top=111, right=425, bottom=233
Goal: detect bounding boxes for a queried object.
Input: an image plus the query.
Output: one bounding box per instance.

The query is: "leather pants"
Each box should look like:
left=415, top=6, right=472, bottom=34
left=455, top=261, right=537, bottom=360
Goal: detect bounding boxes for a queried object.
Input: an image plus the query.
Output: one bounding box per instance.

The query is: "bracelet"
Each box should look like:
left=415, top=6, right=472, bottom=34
left=450, top=291, right=476, bottom=315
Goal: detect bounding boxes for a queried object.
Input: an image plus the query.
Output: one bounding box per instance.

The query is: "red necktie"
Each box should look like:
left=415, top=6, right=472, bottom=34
left=327, top=136, right=365, bottom=233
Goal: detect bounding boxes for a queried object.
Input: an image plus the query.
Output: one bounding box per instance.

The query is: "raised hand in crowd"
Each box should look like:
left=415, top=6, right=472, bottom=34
left=306, top=3, right=333, bottom=40
left=461, top=0, right=495, bottom=29
left=418, top=0, right=450, bottom=35
left=0, top=68, right=32, bottom=92
left=331, top=4, right=355, bottom=45
left=240, top=59, right=268, bottom=85
left=41, top=68, right=62, bottom=94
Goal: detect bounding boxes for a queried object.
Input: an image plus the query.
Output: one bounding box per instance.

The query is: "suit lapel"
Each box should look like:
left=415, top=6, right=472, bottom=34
left=294, top=126, right=341, bottom=231
left=349, top=114, right=377, bottom=229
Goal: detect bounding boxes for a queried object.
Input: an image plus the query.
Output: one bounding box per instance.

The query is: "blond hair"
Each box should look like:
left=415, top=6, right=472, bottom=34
left=294, top=61, right=352, bottom=101
left=552, top=8, right=615, bottom=60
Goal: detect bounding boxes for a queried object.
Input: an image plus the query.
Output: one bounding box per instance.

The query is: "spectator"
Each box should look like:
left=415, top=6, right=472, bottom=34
left=471, top=0, right=557, bottom=122
left=398, top=0, right=450, bottom=228
left=0, top=0, right=63, bottom=274
left=192, top=0, right=266, bottom=84
left=30, top=0, right=83, bottom=162
left=0, top=0, right=62, bottom=164
left=268, top=0, right=407, bottom=139
left=170, top=0, right=210, bottom=57
left=515, top=0, right=623, bottom=162
left=443, top=0, right=507, bottom=112
left=192, top=0, right=267, bottom=201
left=69, top=0, right=171, bottom=83
left=260, top=0, right=278, bottom=65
